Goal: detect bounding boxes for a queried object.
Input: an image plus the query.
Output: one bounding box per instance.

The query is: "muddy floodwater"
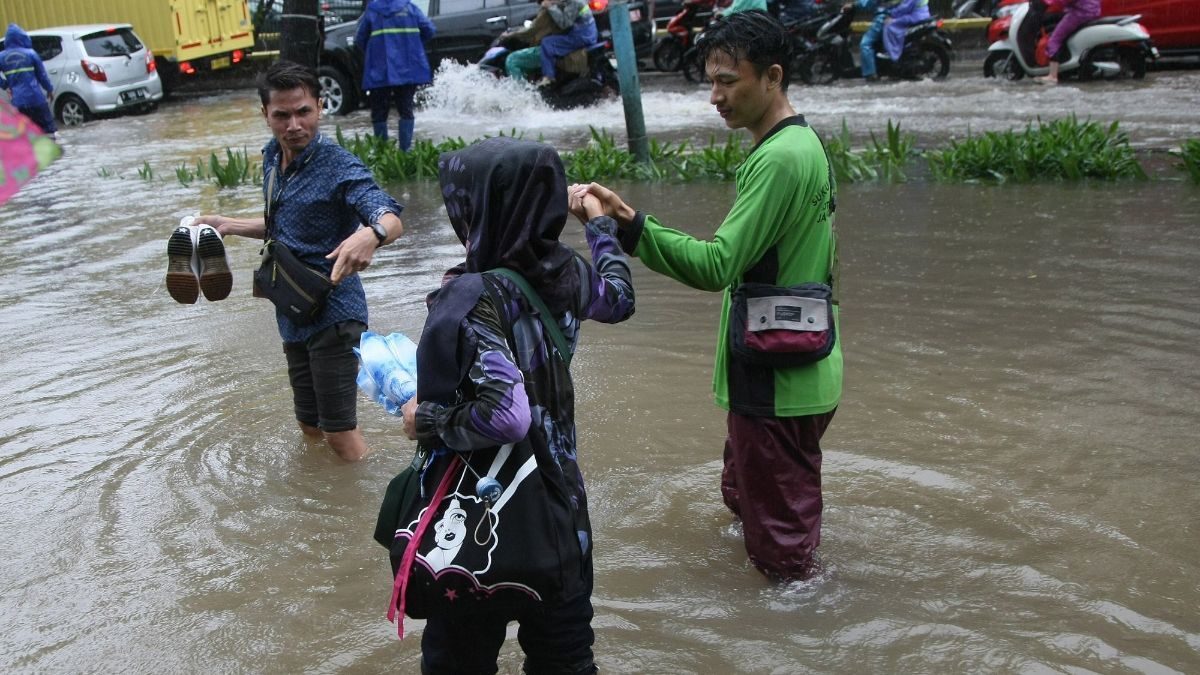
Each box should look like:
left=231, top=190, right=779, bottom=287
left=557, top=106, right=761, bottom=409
left=1, top=65, right=1199, bottom=673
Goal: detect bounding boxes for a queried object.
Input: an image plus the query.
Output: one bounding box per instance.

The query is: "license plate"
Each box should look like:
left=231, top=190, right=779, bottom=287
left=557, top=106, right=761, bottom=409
left=120, top=88, right=148, bottom=103
left=211, top=56, right=231, bottom=70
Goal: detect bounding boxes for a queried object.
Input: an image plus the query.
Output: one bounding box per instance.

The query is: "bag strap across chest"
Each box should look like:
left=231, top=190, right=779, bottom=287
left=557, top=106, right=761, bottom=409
left=486, top=267, right=573, bottom=368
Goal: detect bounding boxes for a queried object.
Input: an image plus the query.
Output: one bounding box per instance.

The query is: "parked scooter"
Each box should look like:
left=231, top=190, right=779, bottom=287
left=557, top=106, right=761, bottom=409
left=983, top=0, right=1156, bottom=81
left=797, top=3, right=953, bottom=84
left=653, top=0, right=726, bottom=72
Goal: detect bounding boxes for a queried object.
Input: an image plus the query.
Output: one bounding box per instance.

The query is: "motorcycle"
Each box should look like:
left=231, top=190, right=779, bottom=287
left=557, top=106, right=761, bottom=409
left=953, top=0, right=1002, bottom=18
left=983, top=0, right=1156, bottom=81
left=477, top=21, right=621, bottom=109
left=797, top=3, right=953, bottom=84
left=653, top=0, right=725, bottom=72
left=783, top=1, right=847, bottom=82
left=983, top=0, right=1025, bottom=44
left=679, top=1, right=838, bottom=83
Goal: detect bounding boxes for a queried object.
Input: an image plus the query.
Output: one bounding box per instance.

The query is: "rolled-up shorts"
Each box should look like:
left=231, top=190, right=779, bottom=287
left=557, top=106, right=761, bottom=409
left=283, top=320, right=366, bottom=432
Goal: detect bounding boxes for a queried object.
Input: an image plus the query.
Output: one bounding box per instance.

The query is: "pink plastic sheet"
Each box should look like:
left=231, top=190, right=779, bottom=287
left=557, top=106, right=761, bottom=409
left=0, top=99, right=60, bottom=206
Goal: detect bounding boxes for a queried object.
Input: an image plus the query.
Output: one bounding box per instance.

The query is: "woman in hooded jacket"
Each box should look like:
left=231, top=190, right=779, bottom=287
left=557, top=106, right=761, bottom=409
left=398, top=137, right=635, bottom=674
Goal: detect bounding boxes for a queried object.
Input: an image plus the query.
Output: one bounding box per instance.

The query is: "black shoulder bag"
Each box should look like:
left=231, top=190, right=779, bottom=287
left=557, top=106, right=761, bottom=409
left=252, top=165, right=335, bottom=326
left=728, top=132, right=839, bottom=368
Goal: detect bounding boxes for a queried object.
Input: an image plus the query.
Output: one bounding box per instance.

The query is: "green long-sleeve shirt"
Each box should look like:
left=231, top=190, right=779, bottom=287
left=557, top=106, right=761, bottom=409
left=619, top=118, right=842, bottom=417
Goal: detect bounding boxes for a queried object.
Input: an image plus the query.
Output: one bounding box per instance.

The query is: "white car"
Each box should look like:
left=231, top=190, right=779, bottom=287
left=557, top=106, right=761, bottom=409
left=4, top=23, right=164, bottom=127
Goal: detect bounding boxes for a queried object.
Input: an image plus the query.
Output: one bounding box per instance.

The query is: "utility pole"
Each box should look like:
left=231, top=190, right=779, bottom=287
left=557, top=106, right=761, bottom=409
left=607, top=0, right=650, bottom=164
left=281, top=0, right=321, bottom=68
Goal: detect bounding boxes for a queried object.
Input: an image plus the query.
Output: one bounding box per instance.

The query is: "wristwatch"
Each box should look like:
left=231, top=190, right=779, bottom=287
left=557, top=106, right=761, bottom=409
left=368, top=220, right=388, bottom=247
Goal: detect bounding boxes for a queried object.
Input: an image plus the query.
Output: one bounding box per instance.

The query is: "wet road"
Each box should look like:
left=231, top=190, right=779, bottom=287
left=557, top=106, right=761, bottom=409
left=1, top=59, right=1199, bottom=673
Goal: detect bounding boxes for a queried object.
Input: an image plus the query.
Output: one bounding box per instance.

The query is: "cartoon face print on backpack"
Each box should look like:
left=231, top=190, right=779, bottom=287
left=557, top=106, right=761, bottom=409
left=425, top=498, right=469, bottom=572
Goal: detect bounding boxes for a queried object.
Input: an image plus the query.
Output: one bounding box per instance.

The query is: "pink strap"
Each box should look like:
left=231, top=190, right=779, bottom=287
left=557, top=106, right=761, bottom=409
left=388, top=454, right=461, bottom=640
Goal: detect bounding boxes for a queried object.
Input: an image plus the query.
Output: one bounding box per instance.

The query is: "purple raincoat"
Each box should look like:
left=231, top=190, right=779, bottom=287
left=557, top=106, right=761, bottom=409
left=1046, top=0, right=1102, bottom=61
left=883, top=0, right=932, bottom=61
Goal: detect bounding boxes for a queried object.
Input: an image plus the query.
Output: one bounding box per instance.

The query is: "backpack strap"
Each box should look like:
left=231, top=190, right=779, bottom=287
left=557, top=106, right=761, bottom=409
left=487, top=267, right=573, bottom=368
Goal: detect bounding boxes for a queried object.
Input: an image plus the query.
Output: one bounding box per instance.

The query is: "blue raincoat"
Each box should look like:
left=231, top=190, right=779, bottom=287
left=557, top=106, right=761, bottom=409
left=1, top=24, right=54, bottom=109
left=539, top=0, right=598, bottom=79
left=355, top=0, right=436, bottom=88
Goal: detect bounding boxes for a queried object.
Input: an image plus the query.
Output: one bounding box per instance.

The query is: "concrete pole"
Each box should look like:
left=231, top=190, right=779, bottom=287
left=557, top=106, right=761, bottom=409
left=281, top=0, right=321, bottom=69
left=607, top=0, right=650, bottom=164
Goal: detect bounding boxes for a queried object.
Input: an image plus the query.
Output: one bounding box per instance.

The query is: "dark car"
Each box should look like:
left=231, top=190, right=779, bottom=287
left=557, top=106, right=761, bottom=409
left=318, top=0, right=653, bottom=115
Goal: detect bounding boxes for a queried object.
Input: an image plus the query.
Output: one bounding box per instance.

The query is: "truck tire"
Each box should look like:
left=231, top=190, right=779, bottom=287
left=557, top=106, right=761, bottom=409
left=318, top=65, right=356, bottom=116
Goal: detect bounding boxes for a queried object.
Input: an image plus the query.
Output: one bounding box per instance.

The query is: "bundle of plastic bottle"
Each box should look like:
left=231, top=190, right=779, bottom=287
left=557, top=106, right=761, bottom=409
left=354, top=331, right=418, bottom=416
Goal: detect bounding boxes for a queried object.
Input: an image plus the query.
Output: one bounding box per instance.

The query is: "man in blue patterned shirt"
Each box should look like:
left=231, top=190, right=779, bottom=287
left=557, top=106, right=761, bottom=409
left=197, top=61, right=404, bottom=462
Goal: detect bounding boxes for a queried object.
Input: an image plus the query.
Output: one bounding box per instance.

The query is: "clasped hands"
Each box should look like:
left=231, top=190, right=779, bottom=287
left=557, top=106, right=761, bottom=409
left=566, top=182, right=635, bottom=227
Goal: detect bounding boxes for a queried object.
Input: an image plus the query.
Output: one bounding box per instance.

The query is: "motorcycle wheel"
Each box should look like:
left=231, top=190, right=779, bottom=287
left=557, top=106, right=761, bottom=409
left=1118, top=46, right=1147, bottom=79
left=910, top=42, right=951, bottom=80
left=599, top=57, right=622, bottom=96
left=653, top=37, right=686, bottom=72
left=983, top=50, right=1024, bottom=81
left=800, top=47, right=839, bottom=86
left=681, top=48, right=709, bottom=84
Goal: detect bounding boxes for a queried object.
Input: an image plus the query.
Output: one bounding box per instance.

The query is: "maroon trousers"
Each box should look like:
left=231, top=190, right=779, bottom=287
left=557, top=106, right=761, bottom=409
left=721, top=408, right=836, bottom=580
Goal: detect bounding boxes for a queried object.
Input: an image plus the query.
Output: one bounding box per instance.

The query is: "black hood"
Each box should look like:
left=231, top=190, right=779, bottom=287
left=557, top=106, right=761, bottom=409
left=436, top=137, right=579, bottom=315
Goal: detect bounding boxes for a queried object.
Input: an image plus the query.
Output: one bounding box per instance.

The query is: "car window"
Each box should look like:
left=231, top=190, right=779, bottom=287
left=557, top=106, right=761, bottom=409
left=438, top=0, right=486, bottom=15
left=81, top=28, right=144, bottom=57
left=30, top=36, right=64, bottom=61
left=412, top=0, right=432, bottom=13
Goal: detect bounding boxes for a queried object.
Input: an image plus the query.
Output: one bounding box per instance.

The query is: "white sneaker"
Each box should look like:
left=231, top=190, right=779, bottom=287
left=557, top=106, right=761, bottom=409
left=196, top=223, right=232, bottom=301
left=165, top=217, right=200, bottom=304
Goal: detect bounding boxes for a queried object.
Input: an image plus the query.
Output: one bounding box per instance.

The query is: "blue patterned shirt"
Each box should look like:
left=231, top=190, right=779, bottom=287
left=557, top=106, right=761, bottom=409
left=261, top=132, right=403, bottom=343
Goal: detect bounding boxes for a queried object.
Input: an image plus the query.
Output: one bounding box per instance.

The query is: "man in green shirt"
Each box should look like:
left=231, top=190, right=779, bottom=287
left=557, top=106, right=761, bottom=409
left=569, top=10, right=841, bottom=580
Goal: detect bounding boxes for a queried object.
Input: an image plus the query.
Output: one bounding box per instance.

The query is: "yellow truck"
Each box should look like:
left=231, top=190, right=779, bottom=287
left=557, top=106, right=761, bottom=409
left=1, top=0, right=256, bottom=88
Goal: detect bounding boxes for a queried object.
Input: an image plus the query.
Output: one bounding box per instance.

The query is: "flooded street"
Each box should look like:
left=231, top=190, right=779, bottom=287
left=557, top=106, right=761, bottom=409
left=2, top=64, right=1199, bottom=673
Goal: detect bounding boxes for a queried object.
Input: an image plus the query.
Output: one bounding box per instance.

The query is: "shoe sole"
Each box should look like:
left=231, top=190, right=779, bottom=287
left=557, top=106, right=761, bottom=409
left=197, top=228, right=233, bottom=301
left=165, top=227, right=199, bottom=304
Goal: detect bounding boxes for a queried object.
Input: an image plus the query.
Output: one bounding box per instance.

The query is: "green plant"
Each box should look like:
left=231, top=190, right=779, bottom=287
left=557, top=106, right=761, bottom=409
left=175, top=165, right=196, bottom=186
left=97, top=167, right=116, bottom=178
left=335, top=127, right=465, bottom=182
left=137, top=161, right=154, bottom=181
left=825, top=119, right=876, bottom=183
left=864, top=120, right=916, bottom=183
left=928, top=115, right=1145, bottom=182
left=565, top=127, right=638, bottom=182
left=208, top=147, right=258, bottom=188
left=1172, top=138, right=1200, bottom=184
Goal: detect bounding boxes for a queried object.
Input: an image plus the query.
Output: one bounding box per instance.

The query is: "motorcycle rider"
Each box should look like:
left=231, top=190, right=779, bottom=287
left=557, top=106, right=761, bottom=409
left=499, top=5, right=595, bottom=84
left=719, top=0, right=769, bottom=16
left=536, top=0, right=598, bottom=87
left=1035, top=0, right=1102, bottom=84
left=883, top=0, right=931, bottom=62
left=850, top=0, right=889, bottom=82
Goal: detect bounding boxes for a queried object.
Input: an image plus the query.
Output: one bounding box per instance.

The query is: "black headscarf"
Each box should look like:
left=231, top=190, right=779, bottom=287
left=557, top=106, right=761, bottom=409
left=436, top=137, right=579, bottom=315
left=417, top=138, right=580, bottom=405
